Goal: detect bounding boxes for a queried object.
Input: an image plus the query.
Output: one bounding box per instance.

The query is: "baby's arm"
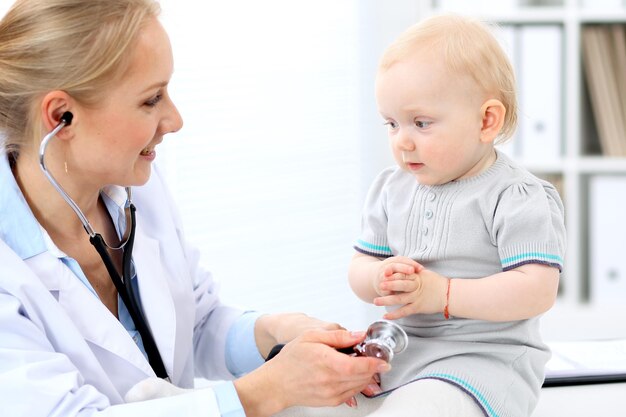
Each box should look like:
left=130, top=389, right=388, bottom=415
left=376, top=263, right=559, bottom=322
left=444, top=263, right=559, bottom=321
left=348, top=252, right=423, bottom=303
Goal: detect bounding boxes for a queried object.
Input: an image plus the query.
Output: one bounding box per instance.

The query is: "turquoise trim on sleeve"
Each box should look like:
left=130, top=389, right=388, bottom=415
left=501, top=252, right=563, bottom=267
left=421, top=373, right=499, bottom=417
left=356, top=239, right=393, bottom=255
left=212, top=382, right=246, bottom=417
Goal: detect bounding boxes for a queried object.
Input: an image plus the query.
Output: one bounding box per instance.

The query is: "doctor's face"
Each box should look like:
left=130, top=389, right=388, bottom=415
left=70, top=18, right=183, bottom=188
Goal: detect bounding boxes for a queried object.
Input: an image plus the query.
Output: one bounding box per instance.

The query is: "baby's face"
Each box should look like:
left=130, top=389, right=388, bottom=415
left=375, top=50, right=494, bottom=185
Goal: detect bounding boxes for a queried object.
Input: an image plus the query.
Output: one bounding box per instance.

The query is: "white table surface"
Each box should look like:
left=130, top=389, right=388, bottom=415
left=533, top=383, right=626, bottom=416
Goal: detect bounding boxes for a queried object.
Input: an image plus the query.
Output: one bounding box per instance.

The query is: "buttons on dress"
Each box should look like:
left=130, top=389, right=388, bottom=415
left=417, top=190, right=436, bottom=253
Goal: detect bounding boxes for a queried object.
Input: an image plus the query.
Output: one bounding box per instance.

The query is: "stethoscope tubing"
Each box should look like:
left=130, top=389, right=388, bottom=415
left=39, top=119, right=97, bottom=238
left=38, top=119, right=132, bottom=249
left=90, top=206, right=169, bottom=379
left=38, top=117, right=169, bottom=380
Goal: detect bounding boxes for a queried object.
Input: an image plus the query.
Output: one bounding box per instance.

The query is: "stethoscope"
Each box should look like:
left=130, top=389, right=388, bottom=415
left=38, top=111, right=169, bottom=380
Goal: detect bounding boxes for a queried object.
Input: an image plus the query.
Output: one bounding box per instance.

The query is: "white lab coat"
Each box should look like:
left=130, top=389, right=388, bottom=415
left=0, top=168, right=244, bottom=416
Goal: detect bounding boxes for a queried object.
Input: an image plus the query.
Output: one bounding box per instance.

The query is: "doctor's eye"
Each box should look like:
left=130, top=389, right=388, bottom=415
left=144, top=94, right=163, bottom=107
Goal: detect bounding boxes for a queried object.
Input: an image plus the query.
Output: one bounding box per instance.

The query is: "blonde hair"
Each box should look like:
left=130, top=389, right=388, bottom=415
left=379, top=14, right=517, bottom=143
left=0, top=0, right=161, bottom=155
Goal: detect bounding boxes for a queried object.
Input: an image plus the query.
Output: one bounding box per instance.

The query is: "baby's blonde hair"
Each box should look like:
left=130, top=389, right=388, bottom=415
left=0, top=0, right=161, bottom=154
left=379, top=14, right=517, bottom=143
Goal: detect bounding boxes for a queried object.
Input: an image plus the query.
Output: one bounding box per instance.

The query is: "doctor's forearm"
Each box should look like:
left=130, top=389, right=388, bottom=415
left=254, top=314, right=280, bottom=359
left=253, top=313, right=344, bottom=359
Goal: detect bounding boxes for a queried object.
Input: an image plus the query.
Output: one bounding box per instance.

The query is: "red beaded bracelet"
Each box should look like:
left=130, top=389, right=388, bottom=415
left=443, top=278, right=451, bottom=320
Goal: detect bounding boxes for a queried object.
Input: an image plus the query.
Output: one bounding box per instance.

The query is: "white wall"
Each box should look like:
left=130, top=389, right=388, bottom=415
left=157, top=0, right=424, bottom=330
left=0, top=0, right=424, bottom=330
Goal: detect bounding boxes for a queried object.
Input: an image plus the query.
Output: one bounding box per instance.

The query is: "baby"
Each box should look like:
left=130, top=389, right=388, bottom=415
left=348, top=14, right=566, bottom=417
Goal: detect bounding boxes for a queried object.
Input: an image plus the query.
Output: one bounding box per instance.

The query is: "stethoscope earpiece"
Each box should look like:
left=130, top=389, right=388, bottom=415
left=60, top=111, right=74, bottom=126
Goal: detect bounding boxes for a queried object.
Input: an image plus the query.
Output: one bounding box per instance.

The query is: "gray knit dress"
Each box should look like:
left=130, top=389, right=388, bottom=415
left=354, top=150, right=566, bottom=417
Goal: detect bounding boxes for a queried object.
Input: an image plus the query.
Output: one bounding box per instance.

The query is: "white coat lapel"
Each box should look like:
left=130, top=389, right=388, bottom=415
left=132, top=219, right=177, bottom=380
left=29, top=251, right=155, bottom=377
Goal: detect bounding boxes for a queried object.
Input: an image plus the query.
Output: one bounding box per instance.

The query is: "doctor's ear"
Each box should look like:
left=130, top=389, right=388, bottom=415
left=41, top=91, right=75, bottom=139
left=479, top=99, right=506, bottom=144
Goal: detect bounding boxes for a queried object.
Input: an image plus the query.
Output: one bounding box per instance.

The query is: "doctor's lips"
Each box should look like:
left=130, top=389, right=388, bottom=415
left=140, top=147, right=156, bottom=159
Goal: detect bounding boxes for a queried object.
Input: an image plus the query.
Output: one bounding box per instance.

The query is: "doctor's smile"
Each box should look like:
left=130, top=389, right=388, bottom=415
left=140, top=146, right=158, bottom=160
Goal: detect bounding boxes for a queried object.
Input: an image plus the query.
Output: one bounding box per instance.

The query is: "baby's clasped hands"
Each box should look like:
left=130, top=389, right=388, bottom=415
left=375, top=265, right=450, bottom=320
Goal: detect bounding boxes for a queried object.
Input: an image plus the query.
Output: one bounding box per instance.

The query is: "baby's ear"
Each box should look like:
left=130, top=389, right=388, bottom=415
left=479, top=99, right=506, bottom=144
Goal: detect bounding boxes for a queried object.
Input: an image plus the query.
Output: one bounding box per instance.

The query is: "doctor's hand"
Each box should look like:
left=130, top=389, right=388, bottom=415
left=234, top=329, right=390, bottom=417
left=255, top=312, right=342, bottom=359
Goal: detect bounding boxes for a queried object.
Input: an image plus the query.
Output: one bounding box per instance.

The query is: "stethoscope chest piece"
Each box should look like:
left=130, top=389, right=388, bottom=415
left=354, top=320, right=409, bottom=363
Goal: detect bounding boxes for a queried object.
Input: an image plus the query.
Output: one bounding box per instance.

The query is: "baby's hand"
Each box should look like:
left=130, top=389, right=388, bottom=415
left=375, top=256, right=423, bottom=296
left=374, top=268, right=448, bottom=320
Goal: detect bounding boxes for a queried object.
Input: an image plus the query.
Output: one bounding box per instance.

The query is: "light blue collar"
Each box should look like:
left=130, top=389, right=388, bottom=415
left=0, top=152, right=129, bottom=260
left=0, top=153, right=47, bottom=259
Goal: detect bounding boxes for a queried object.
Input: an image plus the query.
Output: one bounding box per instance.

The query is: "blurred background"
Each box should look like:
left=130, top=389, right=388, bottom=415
left=2, top=0, right=625, bottom=338
left=155, top=0, right=626, bottom=337
left=156, top=0, right=415, bottom=330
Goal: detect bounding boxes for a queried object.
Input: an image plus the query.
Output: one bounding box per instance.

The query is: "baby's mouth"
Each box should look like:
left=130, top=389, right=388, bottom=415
left=140, top=147, right=153, bottom=156
left=406, top=162, right=424, bottom=171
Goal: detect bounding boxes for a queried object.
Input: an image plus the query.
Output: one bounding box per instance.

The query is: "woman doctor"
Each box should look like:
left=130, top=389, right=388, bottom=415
left=0, top=0, right=389, bottom=416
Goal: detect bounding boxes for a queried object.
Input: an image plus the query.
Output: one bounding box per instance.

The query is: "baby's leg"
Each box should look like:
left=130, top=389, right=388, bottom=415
left=272, top=393, right=383, bottom=417
left=273, top=379, right=484, bottom=417
left=368, top=379, right=485, bottom=417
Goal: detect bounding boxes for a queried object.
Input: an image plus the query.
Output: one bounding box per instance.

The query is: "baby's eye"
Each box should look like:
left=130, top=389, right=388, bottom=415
left=383, top=120, right=398, bottom=129
left=415, top=120, right=432, bottom=128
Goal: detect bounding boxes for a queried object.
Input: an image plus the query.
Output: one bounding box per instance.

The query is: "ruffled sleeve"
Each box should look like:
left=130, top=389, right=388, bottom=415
left=491, top=178, right=566, bottom=271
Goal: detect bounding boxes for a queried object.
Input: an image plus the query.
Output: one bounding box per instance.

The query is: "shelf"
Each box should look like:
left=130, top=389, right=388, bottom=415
left=426, top=1, right=626, bottom=307
left=522, top=157, right=626, bottom=174
left=426, top=8, right=567, bottom=23
left=428, top=4, right=626, bottom=23
left=576, top=157, right=626, bottom=174
left=577, top=11, right=626, bottom=23
left=473, top=9, right=570, bottom=24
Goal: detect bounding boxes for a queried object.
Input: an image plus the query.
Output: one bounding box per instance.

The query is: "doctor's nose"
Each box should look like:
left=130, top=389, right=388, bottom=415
left=161, top=98, right=184, bottom=135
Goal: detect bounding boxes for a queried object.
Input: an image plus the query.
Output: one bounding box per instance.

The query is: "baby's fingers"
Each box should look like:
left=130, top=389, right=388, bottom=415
left=383, top=304, right=417, bottom=320
left=385, top=263, right=415, bottom=276
left=373, top=291, right=419, bottom=308
left=380, top=278, right=418, bottom=293
left=390, top=256, right=424, bottom=271
left=373, top=293, right=404, bottom=307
